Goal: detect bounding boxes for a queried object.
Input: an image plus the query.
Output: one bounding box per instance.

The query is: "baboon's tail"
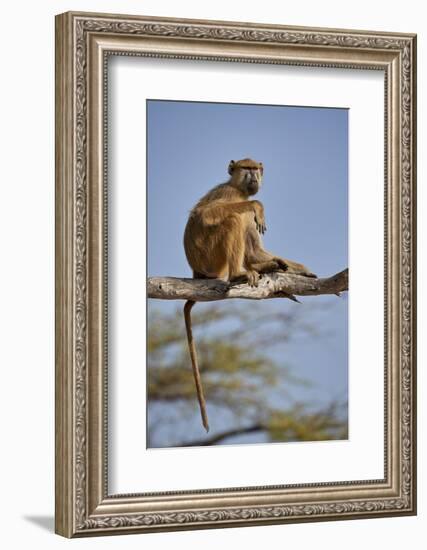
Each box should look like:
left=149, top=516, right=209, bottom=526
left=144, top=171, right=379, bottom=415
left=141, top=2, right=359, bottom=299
left=184, top=300, right=210, bottom=432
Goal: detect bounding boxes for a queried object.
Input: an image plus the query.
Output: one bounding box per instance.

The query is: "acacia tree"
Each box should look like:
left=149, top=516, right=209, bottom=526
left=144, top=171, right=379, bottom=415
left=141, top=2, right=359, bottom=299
left=147, top=300, right=348, bottom=448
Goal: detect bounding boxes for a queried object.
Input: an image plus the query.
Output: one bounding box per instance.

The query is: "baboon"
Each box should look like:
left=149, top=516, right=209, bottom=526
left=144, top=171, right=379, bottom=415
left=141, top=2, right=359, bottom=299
left=183, top=158, right=316, bottom=431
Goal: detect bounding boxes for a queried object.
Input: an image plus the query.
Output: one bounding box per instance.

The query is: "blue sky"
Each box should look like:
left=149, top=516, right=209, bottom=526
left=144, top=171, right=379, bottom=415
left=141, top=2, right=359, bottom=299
left=147, top=99, right=348, bottom=443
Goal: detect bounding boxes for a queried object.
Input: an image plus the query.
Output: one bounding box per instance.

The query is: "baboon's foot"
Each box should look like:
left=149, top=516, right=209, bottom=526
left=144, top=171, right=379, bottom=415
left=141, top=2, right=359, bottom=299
left=229, top=269, right=260, bottom=288
left=246, top=269, right=260, bottom=287
left=297, top=265, right=318, bottom=278
left=292, top=265, right=318, bottom=278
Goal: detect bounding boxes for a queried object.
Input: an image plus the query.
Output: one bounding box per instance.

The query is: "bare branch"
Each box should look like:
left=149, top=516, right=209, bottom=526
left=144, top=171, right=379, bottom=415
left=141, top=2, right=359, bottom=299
left=148, top=268, right=348, bottom=303
left=182, top=424, right=263, bottom=446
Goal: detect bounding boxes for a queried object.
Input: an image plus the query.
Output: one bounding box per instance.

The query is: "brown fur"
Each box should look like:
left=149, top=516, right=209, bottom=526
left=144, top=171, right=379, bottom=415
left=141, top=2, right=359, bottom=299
left=182, top=159, right=316, bottom=431
left=184, top=158, right=316, bottom=285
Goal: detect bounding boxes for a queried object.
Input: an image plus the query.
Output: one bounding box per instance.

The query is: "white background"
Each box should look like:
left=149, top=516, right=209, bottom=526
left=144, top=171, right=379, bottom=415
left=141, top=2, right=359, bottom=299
left=0, top=1, right=424, bottom=548
left=110, top=59, right=384, bottom=493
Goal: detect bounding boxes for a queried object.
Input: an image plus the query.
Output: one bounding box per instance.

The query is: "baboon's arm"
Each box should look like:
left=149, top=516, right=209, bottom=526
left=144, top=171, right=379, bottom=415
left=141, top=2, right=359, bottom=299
left=200, top=200, right=261, bottom=227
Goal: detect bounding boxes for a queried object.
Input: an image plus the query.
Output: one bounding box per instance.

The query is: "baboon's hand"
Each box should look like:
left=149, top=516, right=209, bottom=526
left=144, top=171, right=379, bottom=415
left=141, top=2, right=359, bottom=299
left=274, top=258, right=317, bottom=278
left=252, top=200, right=266, bottom=234
left=274, top=258, right=289, bottom=272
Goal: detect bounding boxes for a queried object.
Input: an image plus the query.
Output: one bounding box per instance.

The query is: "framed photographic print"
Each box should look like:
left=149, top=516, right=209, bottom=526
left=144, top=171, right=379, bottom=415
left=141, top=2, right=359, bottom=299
left=55, top=11, right=417, bottom=537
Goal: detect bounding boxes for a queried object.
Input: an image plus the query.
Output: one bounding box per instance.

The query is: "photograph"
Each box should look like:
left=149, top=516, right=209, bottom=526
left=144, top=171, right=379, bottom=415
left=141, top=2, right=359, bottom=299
left=54, top=10, right=416, bottom=537
left=146, top=99, right=349, bottom=448
left=0, top=0, right=421, bottom=545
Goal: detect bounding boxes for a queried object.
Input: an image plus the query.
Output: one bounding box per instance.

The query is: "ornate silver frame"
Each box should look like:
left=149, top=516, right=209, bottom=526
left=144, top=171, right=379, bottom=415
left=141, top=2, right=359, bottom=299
left=55, top=11, right=417, bottom=537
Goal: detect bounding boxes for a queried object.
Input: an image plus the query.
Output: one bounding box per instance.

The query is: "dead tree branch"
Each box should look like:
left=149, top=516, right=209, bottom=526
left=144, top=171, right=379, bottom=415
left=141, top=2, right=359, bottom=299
left=182, top=424, right=263, bottom=446
left=148, top=268, right=348, bottom=432
left=147, top=268, right=348, bottom=303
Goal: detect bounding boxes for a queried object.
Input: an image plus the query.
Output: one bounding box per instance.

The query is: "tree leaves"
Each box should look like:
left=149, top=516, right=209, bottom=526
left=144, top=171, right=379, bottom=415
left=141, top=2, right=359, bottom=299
left=147, top=302, right=347, bottom=447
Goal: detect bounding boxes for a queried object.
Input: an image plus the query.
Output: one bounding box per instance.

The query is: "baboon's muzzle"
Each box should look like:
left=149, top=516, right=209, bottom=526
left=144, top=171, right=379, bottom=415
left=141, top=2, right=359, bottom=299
left=247, top=179, right=259, bottom=195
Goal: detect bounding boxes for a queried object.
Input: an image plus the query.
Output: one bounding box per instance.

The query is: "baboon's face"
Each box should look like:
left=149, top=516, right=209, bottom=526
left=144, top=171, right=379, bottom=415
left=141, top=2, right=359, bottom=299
left=228, top=158, right=264, bottom=196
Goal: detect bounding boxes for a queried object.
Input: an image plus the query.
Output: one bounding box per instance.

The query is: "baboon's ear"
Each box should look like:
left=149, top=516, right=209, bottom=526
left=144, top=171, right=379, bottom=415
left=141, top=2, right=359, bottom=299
left=228, top=160, right=235, bottom=175
left=259, top=162, right=264, bottom=175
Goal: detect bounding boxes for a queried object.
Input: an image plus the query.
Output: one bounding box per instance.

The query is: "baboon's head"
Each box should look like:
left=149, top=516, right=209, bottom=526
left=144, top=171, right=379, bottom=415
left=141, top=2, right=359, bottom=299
left=228, top=158, right=264, bottom=196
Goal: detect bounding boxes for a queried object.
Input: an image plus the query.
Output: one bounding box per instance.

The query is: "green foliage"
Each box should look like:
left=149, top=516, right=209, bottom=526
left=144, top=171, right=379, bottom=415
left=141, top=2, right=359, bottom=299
left=147, top=301, right=347, bottom=447
left=266, top=403, right=348, bottom=442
